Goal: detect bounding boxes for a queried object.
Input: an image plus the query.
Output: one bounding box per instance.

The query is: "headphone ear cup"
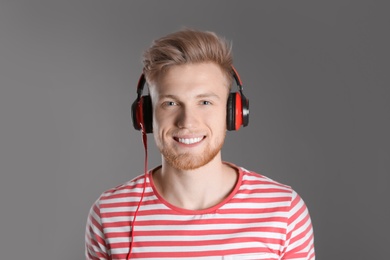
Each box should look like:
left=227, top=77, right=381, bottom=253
left=241, top=93, right=249, bottom=127
left=131, top=95, right=153, bottom=133
left=141, top=95, right=153, bottom=133
left=131, top=99, right=141, bottom=131
left=226, top=92, right=247, bottom=131
left=226, top=92, right=236, bottom=131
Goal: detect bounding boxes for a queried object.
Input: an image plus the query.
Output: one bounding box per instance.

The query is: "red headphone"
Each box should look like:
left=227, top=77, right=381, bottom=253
left=131, top=65, right=249, bottom=133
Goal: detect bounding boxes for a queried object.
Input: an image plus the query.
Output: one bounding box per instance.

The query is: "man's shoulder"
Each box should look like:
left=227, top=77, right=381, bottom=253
left=230, top=164, right=298, bottom=209
left=237, top=165, right=293, bottom=192
left=97, top=173, right=146, bottom=202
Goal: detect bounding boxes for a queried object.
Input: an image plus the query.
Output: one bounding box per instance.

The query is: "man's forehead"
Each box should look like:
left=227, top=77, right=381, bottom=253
left=157, top=62, right=229, bottom=82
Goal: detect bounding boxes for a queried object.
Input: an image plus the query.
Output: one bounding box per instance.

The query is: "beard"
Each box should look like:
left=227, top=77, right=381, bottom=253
left=158, top=133, right=225, bottom=171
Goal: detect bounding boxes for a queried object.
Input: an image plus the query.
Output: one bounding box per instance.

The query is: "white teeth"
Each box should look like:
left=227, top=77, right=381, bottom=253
left=178, top=137, right=203, bottom=144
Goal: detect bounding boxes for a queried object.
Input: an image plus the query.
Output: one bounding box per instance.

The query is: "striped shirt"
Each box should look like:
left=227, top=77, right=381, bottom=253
left=85, top=163, right=315, bottom=259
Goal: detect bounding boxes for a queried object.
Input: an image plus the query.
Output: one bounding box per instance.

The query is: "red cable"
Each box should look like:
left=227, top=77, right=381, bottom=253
left=127, top=126, right=148, bottom=259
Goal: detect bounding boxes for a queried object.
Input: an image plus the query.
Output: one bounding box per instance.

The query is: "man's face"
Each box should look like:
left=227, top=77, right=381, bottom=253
left=150, top=62, right=230, bottom=171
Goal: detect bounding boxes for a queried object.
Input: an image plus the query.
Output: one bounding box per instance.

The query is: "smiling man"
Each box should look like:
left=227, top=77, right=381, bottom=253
left=85, top=29, right=315, bottom=260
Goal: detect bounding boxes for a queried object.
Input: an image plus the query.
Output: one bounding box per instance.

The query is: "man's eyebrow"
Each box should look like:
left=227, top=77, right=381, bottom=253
left=158, top=93, right=221, bottom=100
left=196, top=93, right=221, bottom=99
left=158, top=94, right=179, bottom=100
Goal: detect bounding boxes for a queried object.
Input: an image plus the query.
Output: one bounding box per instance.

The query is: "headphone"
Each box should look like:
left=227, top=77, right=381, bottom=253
left=131, top=65, right=249, bottom=133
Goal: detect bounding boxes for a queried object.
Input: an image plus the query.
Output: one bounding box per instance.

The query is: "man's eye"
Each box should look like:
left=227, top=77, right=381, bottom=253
left=164, top=101, right=177, bottom=106
left=201, top=101, right=211, bottom=105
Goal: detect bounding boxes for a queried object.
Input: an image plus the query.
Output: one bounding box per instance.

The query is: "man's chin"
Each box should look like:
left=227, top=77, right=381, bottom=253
left=162, top=150, right=219, bottom=171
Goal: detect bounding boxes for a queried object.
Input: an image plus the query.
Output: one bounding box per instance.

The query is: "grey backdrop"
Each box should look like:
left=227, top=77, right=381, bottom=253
left=0, top=1, right=389, bottom=259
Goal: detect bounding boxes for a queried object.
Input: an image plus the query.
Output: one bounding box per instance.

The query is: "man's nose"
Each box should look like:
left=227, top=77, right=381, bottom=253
left=176, top=107, right=199, bottom=129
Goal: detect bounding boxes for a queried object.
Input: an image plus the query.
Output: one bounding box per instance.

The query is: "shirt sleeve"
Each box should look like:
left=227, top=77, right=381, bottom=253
left=85, top=199, right=110, bottom=260
left=281, top=190, right=315, bottom=259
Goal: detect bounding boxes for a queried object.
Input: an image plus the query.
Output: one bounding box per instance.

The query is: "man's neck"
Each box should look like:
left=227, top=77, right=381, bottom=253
left=152, top=156, right=238, bottom=211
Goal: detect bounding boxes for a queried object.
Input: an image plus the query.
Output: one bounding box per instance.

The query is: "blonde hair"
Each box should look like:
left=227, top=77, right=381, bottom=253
left=143, top=28, right=233, bottom=87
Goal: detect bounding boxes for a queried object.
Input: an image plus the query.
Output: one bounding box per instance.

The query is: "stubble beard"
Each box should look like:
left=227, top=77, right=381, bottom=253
left=159, top=133, right=226, bottom=171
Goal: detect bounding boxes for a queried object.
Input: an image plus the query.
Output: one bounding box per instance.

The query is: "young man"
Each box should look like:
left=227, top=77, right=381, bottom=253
left=85, top=29, right=315, bottom=259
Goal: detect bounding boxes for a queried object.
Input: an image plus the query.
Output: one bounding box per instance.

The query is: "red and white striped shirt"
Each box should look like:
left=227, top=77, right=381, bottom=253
left=85, top=163, right=315, bottom=259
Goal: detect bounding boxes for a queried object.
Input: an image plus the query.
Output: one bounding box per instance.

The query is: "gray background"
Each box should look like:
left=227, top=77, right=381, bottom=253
left=0, top=1, right=389, bottom=259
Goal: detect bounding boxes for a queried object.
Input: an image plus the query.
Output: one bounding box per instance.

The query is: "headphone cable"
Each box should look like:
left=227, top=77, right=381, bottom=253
left=127, top=126, right=148, bottom=259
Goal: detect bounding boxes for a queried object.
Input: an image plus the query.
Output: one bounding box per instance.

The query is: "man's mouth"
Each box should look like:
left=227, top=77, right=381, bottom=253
left=174, top=136, right=205, bottom=145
